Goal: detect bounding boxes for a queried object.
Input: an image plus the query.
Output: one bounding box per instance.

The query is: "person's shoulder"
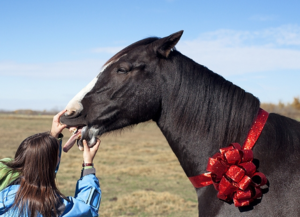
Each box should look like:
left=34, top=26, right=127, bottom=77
left=0, top=184, right=19, bottom=196
left=0, top=185, right=19, bottom=198
left=0, top=185, right=19, bottom=213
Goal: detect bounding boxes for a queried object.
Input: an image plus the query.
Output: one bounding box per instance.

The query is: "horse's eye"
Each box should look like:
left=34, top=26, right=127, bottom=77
left=117, top=68, right=128, bottom=74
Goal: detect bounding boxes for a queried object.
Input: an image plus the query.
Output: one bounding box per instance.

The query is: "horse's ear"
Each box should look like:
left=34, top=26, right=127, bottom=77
left=153, top=30, right=184, bottom=58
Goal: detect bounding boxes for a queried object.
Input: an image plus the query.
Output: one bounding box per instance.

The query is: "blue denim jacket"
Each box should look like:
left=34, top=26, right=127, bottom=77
left=0, top=136, right=101, bottom=217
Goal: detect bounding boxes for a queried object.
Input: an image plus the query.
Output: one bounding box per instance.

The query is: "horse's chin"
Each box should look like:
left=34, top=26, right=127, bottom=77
left=77, top=126, right=100, bottom=149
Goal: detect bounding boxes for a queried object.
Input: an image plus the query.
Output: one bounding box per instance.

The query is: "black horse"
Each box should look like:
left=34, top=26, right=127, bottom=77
left=60, top=31, right=300, bottom=216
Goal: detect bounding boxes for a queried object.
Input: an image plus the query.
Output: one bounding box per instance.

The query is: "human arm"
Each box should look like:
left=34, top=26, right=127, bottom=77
left=60, top=174, right=101, bottom=217
left=50, top=110, right=67, bottom=173
left=55, top=135, right=63, bottom=173
left=61, top=139, right=101, bottom=216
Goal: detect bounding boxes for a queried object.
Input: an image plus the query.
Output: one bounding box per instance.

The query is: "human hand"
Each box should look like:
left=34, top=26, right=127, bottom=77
left=82, top=139, right=101, bottom=163
left=50, top=109, right=67, bottom=138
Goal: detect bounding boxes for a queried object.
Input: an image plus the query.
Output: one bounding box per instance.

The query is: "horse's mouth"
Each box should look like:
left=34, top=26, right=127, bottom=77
left=63, top=126, right=99, bottom=153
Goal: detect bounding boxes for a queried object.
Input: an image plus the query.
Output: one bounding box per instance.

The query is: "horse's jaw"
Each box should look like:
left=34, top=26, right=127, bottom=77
left=62, top=125, right=100, bottom=152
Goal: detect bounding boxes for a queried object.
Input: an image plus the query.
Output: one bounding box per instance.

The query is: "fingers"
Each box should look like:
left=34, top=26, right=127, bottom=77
left=83, top=140, right=89, bottom=151
left=60, top=123, right=67, bottom=129
left=53, top=109, right=67, bottom=122
left=90, top=139, right=101, bottom=152
left=55, top=122, right=67, bottom=131
left=57, top=109, right=68, bottom=117
left=82, top=139, right=100, bottom=151
left=82, top=139, right=101, bottom=163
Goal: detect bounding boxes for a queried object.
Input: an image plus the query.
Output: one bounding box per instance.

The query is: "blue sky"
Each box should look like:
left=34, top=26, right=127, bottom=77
left=1, top=0, right=300, bottom=110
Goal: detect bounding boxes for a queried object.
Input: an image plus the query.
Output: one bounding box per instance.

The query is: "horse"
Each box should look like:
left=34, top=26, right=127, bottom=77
left=60, top=30, right=300, bottom=216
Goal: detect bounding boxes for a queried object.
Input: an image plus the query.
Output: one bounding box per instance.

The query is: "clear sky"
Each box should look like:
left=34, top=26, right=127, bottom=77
left=1, top=0, right=300, bottom=111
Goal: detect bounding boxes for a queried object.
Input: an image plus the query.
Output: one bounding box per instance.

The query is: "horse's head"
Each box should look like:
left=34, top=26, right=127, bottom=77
left=60, top=30, right=183, bottom=150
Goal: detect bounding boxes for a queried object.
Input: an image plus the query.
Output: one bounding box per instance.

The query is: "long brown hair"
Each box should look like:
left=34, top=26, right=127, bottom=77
left=3, top=132, right=66, bottom=217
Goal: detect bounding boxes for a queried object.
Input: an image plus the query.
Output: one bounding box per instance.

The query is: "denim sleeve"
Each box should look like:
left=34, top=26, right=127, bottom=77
left=62, top=174, right=101, bottom=217
left=55, top=134, right=63, bottom=174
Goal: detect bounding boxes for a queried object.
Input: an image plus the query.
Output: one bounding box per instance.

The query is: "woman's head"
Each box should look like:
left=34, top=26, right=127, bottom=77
left=5, top=132, right=65, bottom=217
left=14, top=132, right=59, bottom=183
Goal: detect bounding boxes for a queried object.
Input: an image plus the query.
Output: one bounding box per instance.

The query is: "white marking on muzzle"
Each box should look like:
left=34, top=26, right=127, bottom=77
left=65, top=77, right=98, bottom=115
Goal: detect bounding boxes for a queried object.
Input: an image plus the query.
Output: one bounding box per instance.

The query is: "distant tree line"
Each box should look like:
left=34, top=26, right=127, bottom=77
left=0, top=109, right=59, bottom=115
left=1, top=97, right=300, bottom=120
left=261, top=97, right=300, bottom=120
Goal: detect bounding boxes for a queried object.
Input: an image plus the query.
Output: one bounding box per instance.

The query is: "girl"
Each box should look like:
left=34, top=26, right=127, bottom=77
left=0, top=110, right=101, bottom=217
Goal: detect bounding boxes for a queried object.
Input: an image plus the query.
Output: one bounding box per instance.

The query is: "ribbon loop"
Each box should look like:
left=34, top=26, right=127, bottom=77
left=206, top=158, right=228, bottom=177
left=226, top=165, right=245, bottom=182
left=237, top=175, right=251, bottom=190
left=242, top=150, right=253, bottom=162
left=239, top=162, right=256, bottom=176
left=234, top=189, right=252, bottom=200
left=224, top=149, right=241, bottom=164
left=251, top=172, right=267, bottom=187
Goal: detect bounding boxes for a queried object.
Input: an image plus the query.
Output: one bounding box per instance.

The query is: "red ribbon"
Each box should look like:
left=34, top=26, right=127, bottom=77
left=189, top=108, right=269, bottom=207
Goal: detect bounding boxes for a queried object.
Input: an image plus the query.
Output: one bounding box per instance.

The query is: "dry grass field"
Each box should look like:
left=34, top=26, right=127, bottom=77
left=0, top=114, right=198, bottom=217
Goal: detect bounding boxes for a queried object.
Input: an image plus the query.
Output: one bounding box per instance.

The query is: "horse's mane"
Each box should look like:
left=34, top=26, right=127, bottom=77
left=166, top=50, right=261, bottom=147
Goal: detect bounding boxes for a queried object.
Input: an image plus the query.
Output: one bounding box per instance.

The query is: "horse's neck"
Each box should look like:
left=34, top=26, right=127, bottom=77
left=156, top=106, right=258, bottom=178
left=157, top=116, right=223, bottom=177
left=156, top=55, right=260, bottom=177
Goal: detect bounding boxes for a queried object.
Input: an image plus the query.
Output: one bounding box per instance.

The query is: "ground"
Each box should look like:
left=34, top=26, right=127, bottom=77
left=0, top=114, right=198, bottom=217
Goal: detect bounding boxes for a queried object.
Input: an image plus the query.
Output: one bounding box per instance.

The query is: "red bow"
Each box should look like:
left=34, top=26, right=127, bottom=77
left=189, top=109, right=269, bottom=207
